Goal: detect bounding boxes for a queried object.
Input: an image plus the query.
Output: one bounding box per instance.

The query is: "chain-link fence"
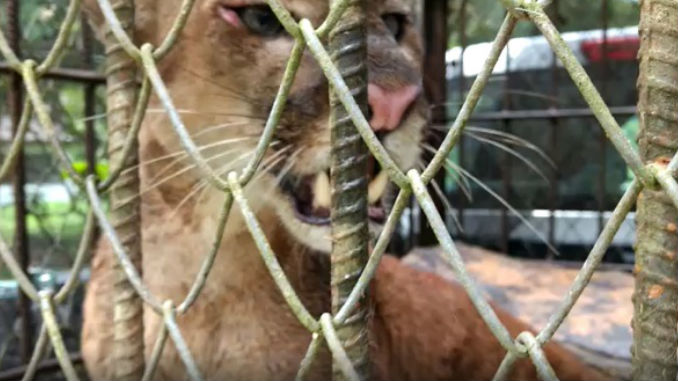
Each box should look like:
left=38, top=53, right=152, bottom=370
left=0, top=0, right=677, bottom=380
left=1, top=1, right=104, bottom=376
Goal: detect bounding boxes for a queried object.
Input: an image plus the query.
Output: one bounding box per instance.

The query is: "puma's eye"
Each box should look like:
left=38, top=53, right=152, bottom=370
left=382, top=13, right=406, bottom=41
left=237, top=5, right=284, bottom=37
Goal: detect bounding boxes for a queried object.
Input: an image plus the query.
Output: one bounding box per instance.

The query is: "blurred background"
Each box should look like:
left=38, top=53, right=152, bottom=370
left=394, top=0, right=640, bottom=269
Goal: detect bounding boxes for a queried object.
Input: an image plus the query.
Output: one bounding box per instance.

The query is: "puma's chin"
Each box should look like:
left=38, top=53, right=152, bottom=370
left=270, top=162, right=392, bottom=253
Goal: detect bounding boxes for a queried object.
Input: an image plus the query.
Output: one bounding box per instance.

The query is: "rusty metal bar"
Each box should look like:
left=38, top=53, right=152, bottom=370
left=466, top=106, right=637, bottom=121
left=0, top=62, right=106, bottom=83
left=456, top=0, right=468, bottom=235
left=82, top=17, right=99, bottom=181
left=597, top=0, right=610, bottom=236
left=632, top=0, right=678, bottom=379
left=546, top=0, right=560, bottom=260
left=0, top=354, right=83, bottom=381
left=546, top=115, right=558, bottom=261
left=547, top=131, right=558, bottom=260
left=420, top=0, right=448, bottom=246
left=328, top=0, right=370, bottom=379
left=5, top=0, right=32, bottom=364
left=423, top=0, right=448, bottom=119
left=500, top=31, right=512, bottom=255
left=81, top=16, right=101, bottom=249
left=103, top=0, right=146, bottom=378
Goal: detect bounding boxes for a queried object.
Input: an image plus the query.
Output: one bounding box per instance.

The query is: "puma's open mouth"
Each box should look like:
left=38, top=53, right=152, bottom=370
left=279, top=158, right=389, bottom=226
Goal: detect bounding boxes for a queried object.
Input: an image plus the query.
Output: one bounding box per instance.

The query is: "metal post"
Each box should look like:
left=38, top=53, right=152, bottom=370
left=328, top=0, right=370, bottom=379
left=103, top=0, right=145, bottom=379
left=547, top=0, right=560, bottom=260
left=456, top=0, right=467, bottom=236
left=423, top=0, right=448, bottom=117
left=6, top=0, right=32, bottom=364
left=420, top=0, right=448, bottom=246
left=597, top=0, right=610, bottom=236
left=632, top=0, right=678, bottom=379
left=82, top=16, right=98, bottom=180
left=500, top=34, right=512, bottom=255
left=81, top=16, right=101, bottom=260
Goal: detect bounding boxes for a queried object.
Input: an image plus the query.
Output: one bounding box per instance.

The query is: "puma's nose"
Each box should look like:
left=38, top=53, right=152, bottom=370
left=367, top=83, right=420, bottom=132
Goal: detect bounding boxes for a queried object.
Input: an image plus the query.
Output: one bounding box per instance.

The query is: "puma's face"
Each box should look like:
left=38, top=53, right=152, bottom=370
left=87, top=0, right=427, bottom=253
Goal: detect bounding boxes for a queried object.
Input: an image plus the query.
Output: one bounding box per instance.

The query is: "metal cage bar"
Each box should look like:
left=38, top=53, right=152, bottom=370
left=5, top=0, right=32, bottom=365
left=102, top=0, right=146, bottom=378
left=328, top=0, right=371, bottom=378
left=632, top=0, right=678, bottom=379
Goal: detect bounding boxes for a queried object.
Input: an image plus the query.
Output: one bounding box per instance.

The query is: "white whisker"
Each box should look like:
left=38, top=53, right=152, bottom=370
left=419, top=145, right=473, bottom=201
left=417, top=161, right=464, bottom=233
left=465, top=132, right=549, bottom=183
left=145, top=108, right=265, bottom=120
left=124, top=136, right=260, bottom=179
left=140, top=140, right=271, bottom=202
left=75, top=112, right=109, bottom=123
left=466, top=126, right=555, bottom=167
left=438, top=155, right=560, bottom=255
left=264, top=148, right=302, bottom=192
left=165, top=148, right=266, bottom=220
left=191, top=122, right=252, bottom=139
left=145, top=145, right=244, bottom=192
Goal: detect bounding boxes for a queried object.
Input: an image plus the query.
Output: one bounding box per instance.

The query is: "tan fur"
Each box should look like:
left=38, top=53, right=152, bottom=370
left=371, top=257, right=607, bottom=381
left=81, top=0, right=607, bottom=379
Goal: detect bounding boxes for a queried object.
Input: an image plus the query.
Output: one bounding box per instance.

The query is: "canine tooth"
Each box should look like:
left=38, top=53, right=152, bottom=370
left=368, top=170, right=389, bottom=204
left=313, top=171, right=332, bottom=209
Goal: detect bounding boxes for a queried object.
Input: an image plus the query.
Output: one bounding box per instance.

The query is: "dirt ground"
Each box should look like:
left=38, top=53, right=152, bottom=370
left=404, top=244, right=634, bottom=379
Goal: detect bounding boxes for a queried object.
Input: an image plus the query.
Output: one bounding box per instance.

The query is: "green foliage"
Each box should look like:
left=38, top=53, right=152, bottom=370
left=1, top=0, right=103, bottom=67
left=0, top=1, right=107, bottom=268
left=448, top=0, right=640, bottom=47
left=59, top=84, right=87, bottom=132
left=60, top=161, right=109, bottom=181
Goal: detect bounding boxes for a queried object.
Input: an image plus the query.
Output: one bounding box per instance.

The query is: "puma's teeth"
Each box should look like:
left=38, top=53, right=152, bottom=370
left=313, top=171, right=332, bottom=210
left=368, top=170, right=389, bottom=205
left=313, top=169, right=386, bottom=210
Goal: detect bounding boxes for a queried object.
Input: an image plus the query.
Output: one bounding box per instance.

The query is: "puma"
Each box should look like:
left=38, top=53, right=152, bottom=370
left=81, top=0, right=607, bottom=379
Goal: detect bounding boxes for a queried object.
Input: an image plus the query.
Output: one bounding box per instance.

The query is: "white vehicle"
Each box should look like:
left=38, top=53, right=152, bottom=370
left=446, top=26, right=639, bottom=80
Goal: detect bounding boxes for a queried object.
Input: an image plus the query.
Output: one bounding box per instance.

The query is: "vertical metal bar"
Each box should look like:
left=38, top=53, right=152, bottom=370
left=500, top=32, right=511, bottom=255
left=632, top=0, right=678, bottom=379
left=420, top=0, right=448, bottom=246
left=412, top=0, right=423, bottom=36
left=547, top=125, right=557, bottom=260
left=597, top=0, right=610, bottom=236
left=456, top=0, right=467, bottom=236
left=423, top=0, right=448, bottom=115
left=546, top=0, right=560, bottom=260
left=81, top=16, right=101, bottom=253
left=407, top=2, right=424, bottom=264
left=410, top=197, right=419, bottom=249
left=103, top=0, right=145, bottom=379
left=328, top=1, right=370, bottom=379
left=6, top=0, right=32, bottom=364
left=82, top=16, right=98, bottom=179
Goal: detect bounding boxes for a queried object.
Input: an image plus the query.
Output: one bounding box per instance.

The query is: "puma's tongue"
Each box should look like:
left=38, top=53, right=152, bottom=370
left=292, top=169, right=388, bottom=226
